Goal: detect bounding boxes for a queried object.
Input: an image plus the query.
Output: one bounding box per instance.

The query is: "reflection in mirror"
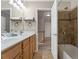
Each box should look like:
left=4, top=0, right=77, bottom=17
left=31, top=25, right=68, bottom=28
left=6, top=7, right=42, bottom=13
left=1, top=10, right=10, bottom=33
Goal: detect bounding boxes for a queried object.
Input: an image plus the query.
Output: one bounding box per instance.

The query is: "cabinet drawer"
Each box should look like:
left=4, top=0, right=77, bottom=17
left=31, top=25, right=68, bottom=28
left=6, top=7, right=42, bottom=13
left=2, top=43, right=22, bottom=59
left=23, top=38, right=29, bottom=49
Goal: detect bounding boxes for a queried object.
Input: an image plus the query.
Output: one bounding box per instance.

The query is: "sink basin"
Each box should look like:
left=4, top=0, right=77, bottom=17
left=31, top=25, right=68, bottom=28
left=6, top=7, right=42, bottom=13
left=1, top=33, right=20, bottom=40
left=6, top=33, right=18, bottom=37
left=2, top=33, right=18, bottom=37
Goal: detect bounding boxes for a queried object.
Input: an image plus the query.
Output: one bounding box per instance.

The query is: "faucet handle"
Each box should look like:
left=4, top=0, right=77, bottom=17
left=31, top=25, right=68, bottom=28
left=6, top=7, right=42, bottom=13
left=63, top=32, right=66, bottom=35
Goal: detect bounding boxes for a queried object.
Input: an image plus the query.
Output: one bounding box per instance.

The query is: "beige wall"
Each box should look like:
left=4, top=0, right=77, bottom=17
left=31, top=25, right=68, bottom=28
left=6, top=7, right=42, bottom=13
left=11, top=1, right=53, bottom=18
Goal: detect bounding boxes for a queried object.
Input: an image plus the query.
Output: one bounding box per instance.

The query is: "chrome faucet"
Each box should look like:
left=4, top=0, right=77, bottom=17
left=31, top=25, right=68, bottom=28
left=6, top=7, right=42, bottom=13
left=63, top=32, right=66, bottom=35
left=20, top=31, right=23, bottom=35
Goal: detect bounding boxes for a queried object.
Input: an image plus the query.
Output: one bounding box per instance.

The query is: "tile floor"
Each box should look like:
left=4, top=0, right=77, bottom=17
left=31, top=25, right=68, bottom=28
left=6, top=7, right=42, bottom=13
left=33, top=38, right=53, bottom=59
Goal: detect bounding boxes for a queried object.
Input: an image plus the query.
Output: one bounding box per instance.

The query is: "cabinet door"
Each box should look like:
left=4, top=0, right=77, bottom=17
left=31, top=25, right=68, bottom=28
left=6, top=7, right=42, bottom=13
left=23, top=38, right=30, bottom=59
left=29, top=43, right=33, bottom=59
left=23, top=46, right=29, bottom=59
left=32, top=35, right=36, bottom=53
left=30, top=35, right=36, bottom=53
left=10, top=7, right=23, bottom=18
left=2, top=43, right=22, bottom=59
left=29, top=35, right=35, bottom=59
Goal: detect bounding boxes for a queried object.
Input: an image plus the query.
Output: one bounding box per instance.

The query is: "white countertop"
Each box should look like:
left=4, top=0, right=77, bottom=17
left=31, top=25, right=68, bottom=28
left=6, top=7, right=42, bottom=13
left=1, top=31, right=35, bottom=52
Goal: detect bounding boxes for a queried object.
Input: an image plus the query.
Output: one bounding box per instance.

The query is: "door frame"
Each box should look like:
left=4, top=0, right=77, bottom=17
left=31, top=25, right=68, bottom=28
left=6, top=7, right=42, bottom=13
left=35, top=8, right=51, bottom=52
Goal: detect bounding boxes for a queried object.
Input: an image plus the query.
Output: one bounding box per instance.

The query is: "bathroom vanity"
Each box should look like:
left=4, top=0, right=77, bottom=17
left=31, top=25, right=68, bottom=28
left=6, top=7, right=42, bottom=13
left=1, top=32, right=36, bottom=59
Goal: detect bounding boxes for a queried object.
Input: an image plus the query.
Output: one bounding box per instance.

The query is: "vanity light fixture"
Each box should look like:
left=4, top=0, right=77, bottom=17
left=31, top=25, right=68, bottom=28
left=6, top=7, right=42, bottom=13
left=9, top=0, right=21, bottom=11
left=9, top=0, right=26, bottom=11
left=17, top=0, right=26, bottom=10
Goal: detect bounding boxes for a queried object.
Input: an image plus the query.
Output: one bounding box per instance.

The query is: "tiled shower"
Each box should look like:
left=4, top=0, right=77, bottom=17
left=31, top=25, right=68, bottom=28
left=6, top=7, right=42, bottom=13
left=58, top=7, right=78, bottom=47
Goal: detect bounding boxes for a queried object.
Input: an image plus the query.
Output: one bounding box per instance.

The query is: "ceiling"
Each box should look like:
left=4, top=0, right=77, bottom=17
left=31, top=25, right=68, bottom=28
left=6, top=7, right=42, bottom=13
left=1, top=0, right=54, bottom=2
left=58, top=0, right=78, bottom=11
left=1, top=0, right=78, bottom=11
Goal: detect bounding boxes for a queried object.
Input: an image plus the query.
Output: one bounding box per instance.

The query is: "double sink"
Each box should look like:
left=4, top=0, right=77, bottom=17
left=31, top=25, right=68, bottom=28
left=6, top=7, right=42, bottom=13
left=1, top=31, right=35, bottom=52
left=1, top=32, right=27, bottom=40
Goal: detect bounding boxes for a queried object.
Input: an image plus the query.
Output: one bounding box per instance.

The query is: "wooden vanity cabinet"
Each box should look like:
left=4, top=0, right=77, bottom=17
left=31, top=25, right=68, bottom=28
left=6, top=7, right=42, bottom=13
left=32, top=35, right=36, bottom=53
left=1, top=34, right=36, bottom=59
left=22, top=35, right=36, bottom=59
left=29, top=38, right=33, bottom=59
left=22, top=38, right=30, bottom=59
left=29, top=35, right=36, bottom=59
left=2, top=43, right=22, bottom=59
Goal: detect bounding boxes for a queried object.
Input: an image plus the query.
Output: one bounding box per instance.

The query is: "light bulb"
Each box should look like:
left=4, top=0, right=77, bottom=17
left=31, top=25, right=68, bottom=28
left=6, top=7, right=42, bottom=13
left=9, top=0, right=13, bottom=5
left=9, top=0, right=26, bottom=11
left=46, top=14, right=50, bottom=16
left=17, top=0, right=26, bottom=10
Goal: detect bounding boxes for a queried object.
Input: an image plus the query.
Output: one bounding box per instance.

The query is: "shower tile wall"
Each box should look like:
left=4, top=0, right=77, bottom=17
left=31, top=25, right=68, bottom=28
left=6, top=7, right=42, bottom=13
left=58, top=11, right=72, bottom=44
left=71, top=7, right=78, bottom=47
left=58, top=7, right=78, bottom=47
left=58, top=21, right=72, bottom=44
